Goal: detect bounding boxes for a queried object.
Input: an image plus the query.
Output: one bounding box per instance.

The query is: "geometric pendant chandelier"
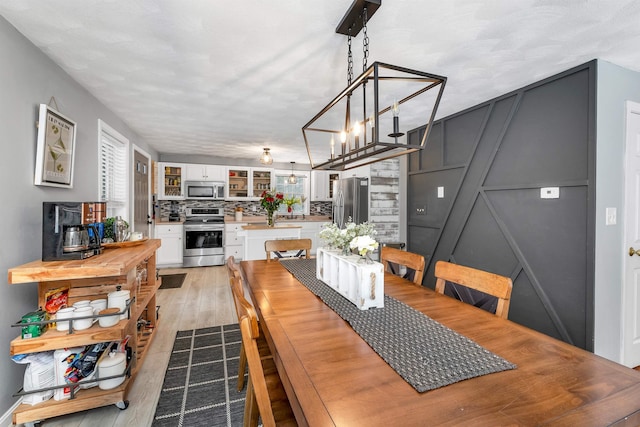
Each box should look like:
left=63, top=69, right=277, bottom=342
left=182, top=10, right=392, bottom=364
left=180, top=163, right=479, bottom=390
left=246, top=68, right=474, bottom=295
left=302, top=0, right=446, bottom=170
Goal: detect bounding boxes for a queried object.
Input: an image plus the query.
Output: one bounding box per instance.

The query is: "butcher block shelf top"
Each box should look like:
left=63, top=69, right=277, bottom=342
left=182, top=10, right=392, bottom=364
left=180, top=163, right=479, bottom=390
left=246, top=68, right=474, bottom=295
left=241, top=224, right=302, bottom=230
left=8, top=239, right=161, bottom=284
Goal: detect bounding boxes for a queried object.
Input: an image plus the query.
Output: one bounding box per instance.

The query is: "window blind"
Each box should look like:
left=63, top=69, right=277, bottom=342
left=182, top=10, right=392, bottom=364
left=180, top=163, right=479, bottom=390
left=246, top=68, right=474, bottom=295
left=99, top=130, right=127, bottom=209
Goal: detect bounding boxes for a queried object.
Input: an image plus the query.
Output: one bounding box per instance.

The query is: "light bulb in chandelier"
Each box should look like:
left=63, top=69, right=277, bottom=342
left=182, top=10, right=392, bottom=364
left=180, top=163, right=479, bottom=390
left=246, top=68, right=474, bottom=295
left=389, top=100, right=404, bottom=138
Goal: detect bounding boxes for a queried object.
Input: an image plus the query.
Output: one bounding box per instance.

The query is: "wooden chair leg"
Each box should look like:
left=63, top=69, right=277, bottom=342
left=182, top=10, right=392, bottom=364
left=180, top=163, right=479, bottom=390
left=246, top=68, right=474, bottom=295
left=243, top=376, right=260, bottom=427
left=237, top=342, right=247, bottom=391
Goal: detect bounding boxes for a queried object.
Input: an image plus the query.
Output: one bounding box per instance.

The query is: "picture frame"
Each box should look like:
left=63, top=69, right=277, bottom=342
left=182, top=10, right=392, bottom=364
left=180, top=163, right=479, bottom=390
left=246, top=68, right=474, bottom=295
left=34, top=104, right=76, bottom=188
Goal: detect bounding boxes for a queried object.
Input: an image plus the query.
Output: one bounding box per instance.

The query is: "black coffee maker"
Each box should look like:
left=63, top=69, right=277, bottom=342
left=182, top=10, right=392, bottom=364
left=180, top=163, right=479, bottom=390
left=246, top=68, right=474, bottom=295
left=42, top=202, right=104, bottom=261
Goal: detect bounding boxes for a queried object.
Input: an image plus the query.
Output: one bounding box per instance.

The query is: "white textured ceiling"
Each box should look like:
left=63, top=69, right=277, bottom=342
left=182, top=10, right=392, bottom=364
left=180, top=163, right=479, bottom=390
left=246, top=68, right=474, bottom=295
left=2, top=0, right=640, bottom=164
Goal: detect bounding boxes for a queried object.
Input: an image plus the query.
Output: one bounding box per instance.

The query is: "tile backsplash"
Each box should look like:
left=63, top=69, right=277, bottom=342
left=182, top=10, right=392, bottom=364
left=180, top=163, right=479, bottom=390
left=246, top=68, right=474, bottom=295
left=158, top=200, right=332, bottom=220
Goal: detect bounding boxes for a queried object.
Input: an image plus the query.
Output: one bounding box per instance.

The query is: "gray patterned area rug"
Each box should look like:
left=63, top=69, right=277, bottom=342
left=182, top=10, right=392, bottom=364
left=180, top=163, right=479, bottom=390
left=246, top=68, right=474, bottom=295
left=280, top=258, right=516, bottom=392
left=152, top=324, right=246, bottom=427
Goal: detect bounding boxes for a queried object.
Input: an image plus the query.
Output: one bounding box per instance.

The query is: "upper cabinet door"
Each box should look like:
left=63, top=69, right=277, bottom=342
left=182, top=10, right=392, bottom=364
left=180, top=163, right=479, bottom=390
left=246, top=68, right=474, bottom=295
left=158, top=162, right=185, bottom=200
left=185, top=164, right=226, bottom=182
left=226, top=167, right=250, bottom=199
left=311, top=170, right=341, bottom=201
left=251, top=168, right=273, bottom=198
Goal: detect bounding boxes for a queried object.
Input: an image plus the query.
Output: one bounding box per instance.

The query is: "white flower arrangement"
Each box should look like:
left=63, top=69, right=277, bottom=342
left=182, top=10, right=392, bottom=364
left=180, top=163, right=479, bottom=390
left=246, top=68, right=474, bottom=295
left=319, top=218, right=378, bottom=253
left=349, top=235, right=379, bottom=257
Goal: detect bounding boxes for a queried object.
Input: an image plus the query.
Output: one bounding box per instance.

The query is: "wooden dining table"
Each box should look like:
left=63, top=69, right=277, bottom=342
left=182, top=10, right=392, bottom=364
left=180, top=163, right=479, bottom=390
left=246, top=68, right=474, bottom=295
left=240, top=259, right=640, bottom=426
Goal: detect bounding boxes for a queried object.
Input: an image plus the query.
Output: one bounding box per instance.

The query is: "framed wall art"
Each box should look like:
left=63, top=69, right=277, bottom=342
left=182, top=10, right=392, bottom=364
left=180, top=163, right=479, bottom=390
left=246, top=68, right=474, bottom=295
left=34, top=103, right=76, bottom=188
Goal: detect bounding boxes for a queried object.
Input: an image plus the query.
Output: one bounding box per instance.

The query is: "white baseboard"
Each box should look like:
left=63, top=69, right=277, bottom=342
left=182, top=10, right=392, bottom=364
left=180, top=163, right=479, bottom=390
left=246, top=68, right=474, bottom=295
left=0, top=398, right=21, bottom=427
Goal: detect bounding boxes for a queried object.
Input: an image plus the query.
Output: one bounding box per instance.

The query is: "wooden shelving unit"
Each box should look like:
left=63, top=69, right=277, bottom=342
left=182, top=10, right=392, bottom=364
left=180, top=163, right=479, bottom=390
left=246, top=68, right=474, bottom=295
left=8, top=239, right=162, bottom=426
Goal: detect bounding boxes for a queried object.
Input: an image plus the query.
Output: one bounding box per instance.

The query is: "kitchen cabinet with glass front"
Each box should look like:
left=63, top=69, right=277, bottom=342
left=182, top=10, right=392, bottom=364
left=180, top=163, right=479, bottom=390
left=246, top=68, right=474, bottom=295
left=158, top=162, right=185, bottom=200
left=226, top=167, right=273, bottom=200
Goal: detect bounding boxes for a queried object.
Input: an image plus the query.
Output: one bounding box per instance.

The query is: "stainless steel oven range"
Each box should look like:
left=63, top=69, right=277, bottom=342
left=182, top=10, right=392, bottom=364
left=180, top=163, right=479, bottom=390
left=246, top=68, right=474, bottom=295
left=183, top=207, right=224, bottom=267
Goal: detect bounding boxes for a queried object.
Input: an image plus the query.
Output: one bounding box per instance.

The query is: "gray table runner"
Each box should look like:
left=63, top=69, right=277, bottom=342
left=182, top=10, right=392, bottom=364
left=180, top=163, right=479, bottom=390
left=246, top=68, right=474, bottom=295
left=280, top=258, right=516, bottom=392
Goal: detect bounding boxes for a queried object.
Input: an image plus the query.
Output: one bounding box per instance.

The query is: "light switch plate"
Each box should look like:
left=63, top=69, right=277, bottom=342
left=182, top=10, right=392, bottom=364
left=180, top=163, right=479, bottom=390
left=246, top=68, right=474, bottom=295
left=540, top=187, right=559, bottom=199
left=606, top=207, right=617, bottom=225
left=437, top=186, right=444, bottom=198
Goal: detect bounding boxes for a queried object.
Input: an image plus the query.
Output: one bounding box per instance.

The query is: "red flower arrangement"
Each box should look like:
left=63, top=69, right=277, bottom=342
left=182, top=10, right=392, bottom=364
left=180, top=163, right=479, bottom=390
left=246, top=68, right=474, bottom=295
left=260, top=189, right=284, bottom=213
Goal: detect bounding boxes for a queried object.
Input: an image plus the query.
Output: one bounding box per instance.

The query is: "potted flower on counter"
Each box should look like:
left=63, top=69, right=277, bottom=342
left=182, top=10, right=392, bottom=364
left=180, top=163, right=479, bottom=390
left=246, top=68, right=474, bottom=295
left=283, top=195, right=300, bottom=217
left=260, top=189, right=284, bottom=227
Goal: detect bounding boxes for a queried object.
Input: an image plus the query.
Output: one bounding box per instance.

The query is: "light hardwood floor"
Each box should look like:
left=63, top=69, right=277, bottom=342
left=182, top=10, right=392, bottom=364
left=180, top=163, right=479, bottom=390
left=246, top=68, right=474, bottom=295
left=23, top=266, right=236, bottom=427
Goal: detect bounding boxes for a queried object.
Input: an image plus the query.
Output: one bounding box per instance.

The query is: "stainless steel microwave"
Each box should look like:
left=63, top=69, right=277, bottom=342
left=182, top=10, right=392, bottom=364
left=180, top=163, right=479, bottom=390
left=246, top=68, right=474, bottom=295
left=185, top=181, right=225, bottom=200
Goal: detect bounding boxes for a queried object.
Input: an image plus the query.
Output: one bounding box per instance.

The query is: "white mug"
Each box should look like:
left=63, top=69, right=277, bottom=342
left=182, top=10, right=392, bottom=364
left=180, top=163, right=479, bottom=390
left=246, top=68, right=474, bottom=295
left=90, top=299, right=107, bottom=319
left=73, top=300, right=90, bottom=309
left=55, top=307, right=76, bottom=332
left=73, top=306, right=94, bottom=331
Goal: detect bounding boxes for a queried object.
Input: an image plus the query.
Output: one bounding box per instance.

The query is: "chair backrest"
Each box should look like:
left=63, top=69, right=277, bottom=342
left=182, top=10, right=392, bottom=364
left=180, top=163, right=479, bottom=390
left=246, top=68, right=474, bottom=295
left=227, top=260, right=246, bottom=323
left=434, top=261, right=513, bottom=319
left=380, top=246, right=426, bottom=285
left=226, top=255, right=241, bottom=278
left=234, top=277, right=278, bottom=427
left=265, top=238, right=312, bottom=262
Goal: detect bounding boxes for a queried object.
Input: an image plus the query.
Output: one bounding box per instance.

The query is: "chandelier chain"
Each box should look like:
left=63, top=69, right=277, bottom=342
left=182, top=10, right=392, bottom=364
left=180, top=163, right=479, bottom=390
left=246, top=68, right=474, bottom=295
left=362, top=7, right=369, bottom=71
left=347, top=27, right=353, bottom=85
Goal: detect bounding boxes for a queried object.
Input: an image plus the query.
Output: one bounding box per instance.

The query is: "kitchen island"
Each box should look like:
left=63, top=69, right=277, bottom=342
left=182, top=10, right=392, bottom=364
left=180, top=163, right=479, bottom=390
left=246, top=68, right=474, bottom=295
left=238, top=224, right=302, bottom=260
left=225, top=216, right=331, bottom=260
left=7, top=239, right=161, bottom=426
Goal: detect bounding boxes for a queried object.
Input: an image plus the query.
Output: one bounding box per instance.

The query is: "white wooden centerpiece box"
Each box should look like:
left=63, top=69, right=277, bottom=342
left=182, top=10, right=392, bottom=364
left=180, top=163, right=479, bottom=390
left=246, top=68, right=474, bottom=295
left=316, top=247, right=384, bottom=310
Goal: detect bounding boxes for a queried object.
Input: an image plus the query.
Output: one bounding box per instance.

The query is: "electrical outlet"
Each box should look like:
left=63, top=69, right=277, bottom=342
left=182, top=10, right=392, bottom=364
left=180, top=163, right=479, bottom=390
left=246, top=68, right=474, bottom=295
left=251, top=205, right=257, bottom=212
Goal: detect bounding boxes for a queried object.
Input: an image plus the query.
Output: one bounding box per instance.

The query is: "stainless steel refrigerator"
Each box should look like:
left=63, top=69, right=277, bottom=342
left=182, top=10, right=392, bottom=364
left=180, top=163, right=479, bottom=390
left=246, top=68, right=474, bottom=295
left=332, top=177, right=369, bottom=228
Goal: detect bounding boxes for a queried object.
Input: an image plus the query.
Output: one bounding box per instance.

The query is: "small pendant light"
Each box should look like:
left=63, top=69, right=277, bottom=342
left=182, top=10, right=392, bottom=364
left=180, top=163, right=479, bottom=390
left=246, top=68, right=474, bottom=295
left=260, top=147, right=273, bottom=165
left=288, top=162, right=297, bottom=184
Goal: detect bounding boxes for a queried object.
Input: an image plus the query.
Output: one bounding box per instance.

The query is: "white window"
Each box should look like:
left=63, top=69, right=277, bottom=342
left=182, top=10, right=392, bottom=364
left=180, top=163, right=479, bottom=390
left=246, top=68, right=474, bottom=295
left=275, top=171, right=310, bottom=215
left=98, top=120, right=129, bottom=219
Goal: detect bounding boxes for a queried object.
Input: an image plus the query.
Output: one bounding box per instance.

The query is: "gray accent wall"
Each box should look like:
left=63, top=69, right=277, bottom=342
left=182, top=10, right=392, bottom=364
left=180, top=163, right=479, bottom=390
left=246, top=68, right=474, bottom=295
left=407, top=62, right=596, bottom=350
left=0, top=16, right=155, bottom=415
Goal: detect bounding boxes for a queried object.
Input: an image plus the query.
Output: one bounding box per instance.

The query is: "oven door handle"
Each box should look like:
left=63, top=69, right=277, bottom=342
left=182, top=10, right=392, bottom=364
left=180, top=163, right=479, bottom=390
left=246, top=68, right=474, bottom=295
left=184, top=224, right=224, bottom=231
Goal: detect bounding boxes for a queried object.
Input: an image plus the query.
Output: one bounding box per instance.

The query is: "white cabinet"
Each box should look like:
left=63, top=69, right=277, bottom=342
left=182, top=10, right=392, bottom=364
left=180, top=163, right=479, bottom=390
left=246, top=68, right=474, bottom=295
left=158, top=162, right=185, bottom=200
left=185, top=164, right=226, bottom=182
left=227, top=167, right=273, bottom=200
left=282, top=221, right=328, bottom=255
left=251, top=168, right=274, bottom=198
left=225, top=223, right=247, bottom=261
left=311, top=170, right=341, bottom=201
left=238, top=226, right=301, bottom=260
left=155, top=224, right=183, bottom=266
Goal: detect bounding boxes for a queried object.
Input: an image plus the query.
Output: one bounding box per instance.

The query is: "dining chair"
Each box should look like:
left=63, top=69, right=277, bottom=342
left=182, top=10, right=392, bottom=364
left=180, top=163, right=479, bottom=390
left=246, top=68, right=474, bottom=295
left=265, top=238, right=312, bottom=262
left=434, top=260, right=513, bottom=319
left=380, top=246, right=426, bottom=285
left=226, top=255, right=241, bottom=280
left=235, top=281, right=296, bottom=427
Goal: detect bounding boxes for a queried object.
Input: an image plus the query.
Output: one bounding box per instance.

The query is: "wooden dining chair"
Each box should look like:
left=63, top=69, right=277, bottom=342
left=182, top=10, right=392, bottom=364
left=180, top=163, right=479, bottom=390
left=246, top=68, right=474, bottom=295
left=434, top=260, right=513, bottom=319
left=235, top=281, right=296, bottom=427
left=380, top=246, right=426, bottom=285
left=226, top=255, right=240, bottom=278
left=265, top=238, right=311, bottom=262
